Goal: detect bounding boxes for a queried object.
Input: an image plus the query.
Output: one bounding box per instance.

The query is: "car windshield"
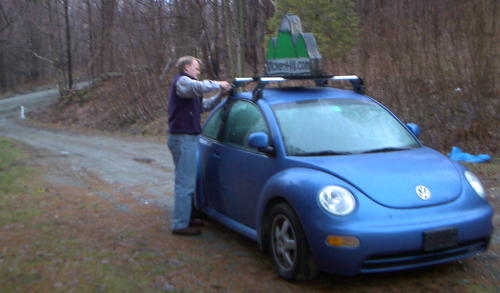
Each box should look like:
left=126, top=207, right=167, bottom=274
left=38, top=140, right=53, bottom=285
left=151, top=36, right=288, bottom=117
left=272, top=98, right=420, bottom=156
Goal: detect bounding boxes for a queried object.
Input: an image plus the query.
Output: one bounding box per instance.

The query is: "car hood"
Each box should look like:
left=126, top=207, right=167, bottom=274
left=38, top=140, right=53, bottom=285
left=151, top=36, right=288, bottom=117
left=293, top=147, right=462, bottom=208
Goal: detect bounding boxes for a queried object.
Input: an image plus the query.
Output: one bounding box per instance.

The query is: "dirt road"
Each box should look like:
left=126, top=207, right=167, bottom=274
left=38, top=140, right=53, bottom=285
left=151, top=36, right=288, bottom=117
left=0, top=87, right=174, bottom=210
left=0, top=87, right=498, bottom=292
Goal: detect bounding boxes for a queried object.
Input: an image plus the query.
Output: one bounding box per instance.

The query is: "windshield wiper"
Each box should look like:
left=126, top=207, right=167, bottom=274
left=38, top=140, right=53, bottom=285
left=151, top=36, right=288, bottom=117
left=360, top=147, right=411, bottom=154
left=294, top=150, right=353, bottom=156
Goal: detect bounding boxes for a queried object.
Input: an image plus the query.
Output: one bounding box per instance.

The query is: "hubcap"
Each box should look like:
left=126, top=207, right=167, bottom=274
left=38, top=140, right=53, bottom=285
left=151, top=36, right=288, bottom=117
left=272, top=214, right=297, bottom=269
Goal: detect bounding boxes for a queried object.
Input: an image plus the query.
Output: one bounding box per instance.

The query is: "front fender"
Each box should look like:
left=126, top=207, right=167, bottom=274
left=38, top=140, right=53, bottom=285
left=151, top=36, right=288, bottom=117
left=256, top=167, right=350, bottom=246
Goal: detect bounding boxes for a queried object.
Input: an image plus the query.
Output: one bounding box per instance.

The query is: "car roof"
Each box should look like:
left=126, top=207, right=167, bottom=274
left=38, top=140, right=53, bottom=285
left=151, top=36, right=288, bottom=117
left=232, top=87, right=371, bottom=106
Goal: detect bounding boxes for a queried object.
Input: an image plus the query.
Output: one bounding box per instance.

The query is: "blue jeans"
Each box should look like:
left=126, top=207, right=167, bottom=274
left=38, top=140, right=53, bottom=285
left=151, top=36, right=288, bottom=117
left=167, top=134, right=198, bottom=230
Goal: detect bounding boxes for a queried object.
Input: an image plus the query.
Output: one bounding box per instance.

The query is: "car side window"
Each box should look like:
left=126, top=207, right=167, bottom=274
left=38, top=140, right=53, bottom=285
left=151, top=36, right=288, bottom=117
left=202, top=107, right=223, bottom=140
left=222, top=101, right=269, bottom=151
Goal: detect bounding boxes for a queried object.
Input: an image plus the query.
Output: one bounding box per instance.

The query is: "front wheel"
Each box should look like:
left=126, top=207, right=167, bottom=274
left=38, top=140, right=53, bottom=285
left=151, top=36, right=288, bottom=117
left=267, top=203, right=318, bottom=280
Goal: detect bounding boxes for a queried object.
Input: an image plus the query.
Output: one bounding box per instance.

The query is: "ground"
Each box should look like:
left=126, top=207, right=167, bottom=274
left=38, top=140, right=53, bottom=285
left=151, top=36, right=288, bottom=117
left=0, top=88, right=498, bottom=292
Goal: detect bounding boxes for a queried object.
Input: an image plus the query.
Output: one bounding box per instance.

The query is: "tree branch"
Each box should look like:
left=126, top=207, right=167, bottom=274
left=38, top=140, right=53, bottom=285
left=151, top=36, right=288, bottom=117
left=159, top=58, right=173, bottom=82
left=0, top=2, right=12, bottom=34
left=32, top=51, right=63, bottom=72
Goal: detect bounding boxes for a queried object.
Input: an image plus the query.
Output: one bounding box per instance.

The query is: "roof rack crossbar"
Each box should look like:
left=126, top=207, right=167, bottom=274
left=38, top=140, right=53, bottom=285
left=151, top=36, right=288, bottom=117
left=331, top=75, right=359, bottom=80
left=333, top=76, right=364, bottom=94
left=231, top=75, right=365, bottom=100
left=233, top=77, right=255, bottom=85
left=317, top=75, right=365, bottom=94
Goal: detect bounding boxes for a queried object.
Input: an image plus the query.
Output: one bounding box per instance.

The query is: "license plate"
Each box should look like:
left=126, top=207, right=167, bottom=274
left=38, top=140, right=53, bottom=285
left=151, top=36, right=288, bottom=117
left=424, top=228, right=458, bottom=251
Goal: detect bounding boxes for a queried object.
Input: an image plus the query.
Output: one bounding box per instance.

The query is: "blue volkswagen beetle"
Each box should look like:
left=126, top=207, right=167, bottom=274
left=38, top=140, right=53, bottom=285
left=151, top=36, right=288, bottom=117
left=195, top=75, right=493, bottom=280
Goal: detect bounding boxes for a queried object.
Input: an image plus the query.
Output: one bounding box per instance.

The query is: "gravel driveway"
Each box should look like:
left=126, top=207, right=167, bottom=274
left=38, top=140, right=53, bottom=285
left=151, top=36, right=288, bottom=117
left=0, top=87, right=174, bottom=210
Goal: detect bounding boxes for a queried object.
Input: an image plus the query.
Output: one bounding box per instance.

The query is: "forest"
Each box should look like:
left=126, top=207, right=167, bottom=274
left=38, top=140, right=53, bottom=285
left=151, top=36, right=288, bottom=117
left=0, top=0, right=498, bottom=154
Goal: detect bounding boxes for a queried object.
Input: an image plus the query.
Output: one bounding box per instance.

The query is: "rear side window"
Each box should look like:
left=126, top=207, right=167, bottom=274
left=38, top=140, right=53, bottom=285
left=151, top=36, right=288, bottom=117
left=222, top=101, right=268, bottom=150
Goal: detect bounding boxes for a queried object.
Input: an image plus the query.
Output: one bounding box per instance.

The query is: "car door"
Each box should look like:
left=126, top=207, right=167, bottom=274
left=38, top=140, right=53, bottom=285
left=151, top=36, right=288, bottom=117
left=209, top=100, right=276, bottom=228
left=198, top=106, right=226, bottom=212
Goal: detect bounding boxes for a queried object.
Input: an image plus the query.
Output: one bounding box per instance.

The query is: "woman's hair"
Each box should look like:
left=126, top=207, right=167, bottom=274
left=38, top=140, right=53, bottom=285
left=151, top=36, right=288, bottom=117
left=176, top=56, right=201, bottom=73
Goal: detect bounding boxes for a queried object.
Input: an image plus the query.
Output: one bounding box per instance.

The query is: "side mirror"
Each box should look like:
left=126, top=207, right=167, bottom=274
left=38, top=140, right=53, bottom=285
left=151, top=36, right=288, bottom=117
left=406, top=123, right=421, bottom=138
left=248, top=132, right=274, bottom=155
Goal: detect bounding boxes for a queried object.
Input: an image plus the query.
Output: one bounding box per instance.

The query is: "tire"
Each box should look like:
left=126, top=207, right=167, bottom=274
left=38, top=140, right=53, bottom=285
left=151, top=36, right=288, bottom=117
left=267, top=202, right=318, bottom=280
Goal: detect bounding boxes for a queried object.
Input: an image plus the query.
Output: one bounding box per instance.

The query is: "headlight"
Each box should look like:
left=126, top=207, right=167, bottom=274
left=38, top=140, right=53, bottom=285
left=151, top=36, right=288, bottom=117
left=318, top=186, right=356, bottom=216
left=464, top=170, right=486, bottom=198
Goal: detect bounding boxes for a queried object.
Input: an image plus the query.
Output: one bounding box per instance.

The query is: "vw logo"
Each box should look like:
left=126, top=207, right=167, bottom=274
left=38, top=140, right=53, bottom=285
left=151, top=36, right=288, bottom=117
left=416, top=185, right=431, bottom=200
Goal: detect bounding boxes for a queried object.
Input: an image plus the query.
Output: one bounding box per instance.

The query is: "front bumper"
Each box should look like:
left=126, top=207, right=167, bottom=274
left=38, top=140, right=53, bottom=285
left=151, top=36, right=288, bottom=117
left=304, top=199, right=493, bottom=276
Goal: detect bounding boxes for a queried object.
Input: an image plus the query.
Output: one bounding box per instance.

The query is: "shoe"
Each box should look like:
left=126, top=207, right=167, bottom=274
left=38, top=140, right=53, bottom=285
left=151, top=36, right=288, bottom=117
left=189, top=218, right=204, bottom=227
left=172, top=227, right=201, bottom=236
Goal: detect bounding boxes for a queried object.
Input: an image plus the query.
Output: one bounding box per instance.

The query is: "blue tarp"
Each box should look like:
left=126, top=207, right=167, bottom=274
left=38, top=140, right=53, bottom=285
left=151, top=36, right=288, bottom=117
left=448, top=146, right=491, bottom=163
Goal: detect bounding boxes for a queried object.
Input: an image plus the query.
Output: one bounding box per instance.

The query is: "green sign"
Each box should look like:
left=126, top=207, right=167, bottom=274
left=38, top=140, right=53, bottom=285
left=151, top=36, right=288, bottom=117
left=266, top=14, right=323, bottom=77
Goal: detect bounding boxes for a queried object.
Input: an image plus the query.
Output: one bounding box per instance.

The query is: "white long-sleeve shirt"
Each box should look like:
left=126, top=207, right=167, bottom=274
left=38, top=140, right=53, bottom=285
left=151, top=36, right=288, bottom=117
left=176, top=76, right=224, bottom=112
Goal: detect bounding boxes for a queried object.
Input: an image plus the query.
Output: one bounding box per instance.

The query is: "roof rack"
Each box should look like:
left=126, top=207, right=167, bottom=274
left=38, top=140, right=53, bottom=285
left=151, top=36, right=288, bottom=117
left=231, top=75, right=365, bottom=101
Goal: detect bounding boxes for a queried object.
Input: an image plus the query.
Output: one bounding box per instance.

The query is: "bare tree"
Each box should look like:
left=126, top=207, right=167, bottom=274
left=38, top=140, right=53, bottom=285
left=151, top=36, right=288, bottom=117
left=85, top=0, right=96, bottom=79
left=0, top=2, right=14, bottom=34
left=63, top=0, right=73, bottom=89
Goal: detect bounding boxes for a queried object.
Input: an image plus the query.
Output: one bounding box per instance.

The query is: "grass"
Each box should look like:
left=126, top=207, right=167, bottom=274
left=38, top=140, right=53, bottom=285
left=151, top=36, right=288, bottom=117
left=0, top=137, right=40, bottom=226
left=0, top=137, right=173, bottom=292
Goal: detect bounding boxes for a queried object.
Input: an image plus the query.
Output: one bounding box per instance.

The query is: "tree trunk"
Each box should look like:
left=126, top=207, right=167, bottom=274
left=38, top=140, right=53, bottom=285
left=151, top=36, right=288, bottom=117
left=48, top=0, right=67, bottom=94
left=63, top=0, right=73, bottom=89
left=0, top=41, right=5, bottom=90
left=235, top=0, right=244, bottom=76
left=212, top=0, right=221, bottom=78
left=222, top=0, right=234, bottom=77
left=86, top=0, right=95, bottom=79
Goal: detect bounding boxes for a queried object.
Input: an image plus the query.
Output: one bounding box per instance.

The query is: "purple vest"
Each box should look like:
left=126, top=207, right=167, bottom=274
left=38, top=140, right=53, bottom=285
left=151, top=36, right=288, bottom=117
left=167, top=73, right=203, bottom=134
